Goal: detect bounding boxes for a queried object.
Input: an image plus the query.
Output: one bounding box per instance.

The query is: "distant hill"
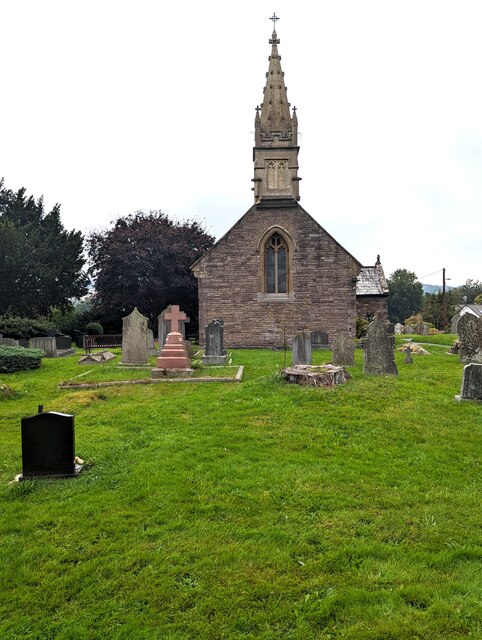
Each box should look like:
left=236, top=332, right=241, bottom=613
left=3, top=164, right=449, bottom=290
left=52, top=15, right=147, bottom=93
left=422, top=284, right=456, bottom=294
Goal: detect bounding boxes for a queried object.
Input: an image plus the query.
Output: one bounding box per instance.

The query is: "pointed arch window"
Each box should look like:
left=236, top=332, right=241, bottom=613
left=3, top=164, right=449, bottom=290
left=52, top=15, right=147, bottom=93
left=265, top=233, right=287, bottom=293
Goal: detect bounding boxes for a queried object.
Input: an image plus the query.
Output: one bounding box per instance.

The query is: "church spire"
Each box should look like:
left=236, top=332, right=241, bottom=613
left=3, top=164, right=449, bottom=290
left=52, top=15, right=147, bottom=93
left=260, top=27, right=292, bottom=135
left=252, top=16, right=301, bottom=205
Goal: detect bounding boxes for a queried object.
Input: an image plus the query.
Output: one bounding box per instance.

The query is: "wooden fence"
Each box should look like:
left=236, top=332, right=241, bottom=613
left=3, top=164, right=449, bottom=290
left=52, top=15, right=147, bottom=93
left=83, top=334, right=122, bottom=353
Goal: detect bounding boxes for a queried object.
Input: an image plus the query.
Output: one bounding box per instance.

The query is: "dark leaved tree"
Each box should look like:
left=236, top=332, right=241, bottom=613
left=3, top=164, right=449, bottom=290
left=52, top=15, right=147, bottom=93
left=422, top=290, right=458, bottom=330
left=87, top=211, right=215, bottom=335
left=0, top=179, right=88, bottom=316
left=387, top=269, right=424, bottom=324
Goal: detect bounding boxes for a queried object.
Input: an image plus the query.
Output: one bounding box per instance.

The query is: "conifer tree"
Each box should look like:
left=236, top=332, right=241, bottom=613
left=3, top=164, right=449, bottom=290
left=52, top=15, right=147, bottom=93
left=0, top=179, right=88, bottom=316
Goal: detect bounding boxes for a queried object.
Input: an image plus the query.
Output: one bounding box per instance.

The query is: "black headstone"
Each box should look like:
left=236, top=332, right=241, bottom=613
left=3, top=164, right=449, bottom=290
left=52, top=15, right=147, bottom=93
left=46, top=328, right=60, bottom=337
left=310, top=330, right=329, bottom=349
left=55, top=334, right=72, bottom=350
left=21, top=411, right=79, bottom=479
left=73, top=331, right=86, bottom=348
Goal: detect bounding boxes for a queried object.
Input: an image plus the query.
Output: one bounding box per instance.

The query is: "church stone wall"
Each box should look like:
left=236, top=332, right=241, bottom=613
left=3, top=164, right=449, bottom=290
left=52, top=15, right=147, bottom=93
left=195, top=204, right=361, bottom=348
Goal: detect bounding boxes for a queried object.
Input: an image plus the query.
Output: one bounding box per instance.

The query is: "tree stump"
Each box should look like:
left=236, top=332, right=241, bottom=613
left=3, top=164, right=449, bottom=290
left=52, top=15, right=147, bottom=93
left=281, top=364, right=350, bottom=387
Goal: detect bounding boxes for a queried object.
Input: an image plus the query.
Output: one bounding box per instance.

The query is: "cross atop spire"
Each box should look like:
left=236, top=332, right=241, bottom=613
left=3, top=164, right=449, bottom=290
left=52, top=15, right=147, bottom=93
left=269, top=14, right=280, bottom=45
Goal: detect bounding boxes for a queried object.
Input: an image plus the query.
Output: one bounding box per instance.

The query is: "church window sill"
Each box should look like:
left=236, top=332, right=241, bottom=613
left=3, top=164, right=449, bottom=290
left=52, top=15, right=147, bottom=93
left=257, top=293, right=296, bottom=303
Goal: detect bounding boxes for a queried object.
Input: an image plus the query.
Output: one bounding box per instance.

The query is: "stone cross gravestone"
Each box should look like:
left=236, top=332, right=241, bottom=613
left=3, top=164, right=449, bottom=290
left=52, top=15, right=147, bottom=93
left=20, top=410, right=81, bottom=479
left=363, top=316, right=398, bottom=375
left=164, top=305, right=188, bottom=333
left=404, top=345, right=413, bottom=364
left=202, top=319, right=227, bottom=365
left=455, top=363, right=482, bottom=402
left=151, top=305, right=193, bottom=377
left=332, top=333, right=355, bottom=366
left=292, top=331, right=312, bottom=365
left=157, top=305, right=190, bottom=351
left=121, top=307, right=149, bottom=364
left=458, top=313, right=482, bottom=364
left=310, top=330, right=329, bottom=349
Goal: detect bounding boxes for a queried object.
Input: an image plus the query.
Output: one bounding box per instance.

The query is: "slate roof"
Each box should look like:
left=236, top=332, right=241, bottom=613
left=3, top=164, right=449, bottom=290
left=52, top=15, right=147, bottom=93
left=356, top=265, right=389, bottom=296
left=454, top=304, right=482, bottom=318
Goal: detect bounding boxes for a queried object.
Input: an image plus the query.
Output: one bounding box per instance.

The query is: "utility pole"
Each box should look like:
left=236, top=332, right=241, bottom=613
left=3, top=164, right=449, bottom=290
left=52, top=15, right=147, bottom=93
left=441, top=267, right=446, bottom=330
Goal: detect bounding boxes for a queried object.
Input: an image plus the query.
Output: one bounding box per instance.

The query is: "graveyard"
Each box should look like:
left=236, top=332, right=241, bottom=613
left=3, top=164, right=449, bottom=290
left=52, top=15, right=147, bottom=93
left=0, top=333, right=480, bottom=639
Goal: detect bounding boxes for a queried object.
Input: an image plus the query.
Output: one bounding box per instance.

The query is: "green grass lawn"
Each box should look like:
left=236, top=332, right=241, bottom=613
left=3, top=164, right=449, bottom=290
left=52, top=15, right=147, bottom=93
left=0, top=343, right=480, bottom=639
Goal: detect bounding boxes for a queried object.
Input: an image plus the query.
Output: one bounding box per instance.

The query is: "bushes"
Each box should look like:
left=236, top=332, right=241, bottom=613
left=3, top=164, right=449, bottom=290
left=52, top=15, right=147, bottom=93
left=0, top=316, right=52, bottom=339
left=0, top=346, right=43, bottom=373
left=356, top=315, right=370, bottom=338
left=85, top=322, right=103, bottom=335
left=49, top=300, right=94, bottom=336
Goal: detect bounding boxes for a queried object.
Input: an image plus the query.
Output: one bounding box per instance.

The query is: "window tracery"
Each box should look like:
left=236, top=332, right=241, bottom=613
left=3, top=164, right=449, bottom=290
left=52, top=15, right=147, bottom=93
left=265, top=233, right=288, bottom=293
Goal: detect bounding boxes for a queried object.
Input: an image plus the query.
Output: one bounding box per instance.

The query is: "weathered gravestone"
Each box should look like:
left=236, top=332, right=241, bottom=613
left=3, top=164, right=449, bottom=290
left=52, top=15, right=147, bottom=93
left=78, top=351, right=116, bottom=365
left=202, top=319, right=227, bottom=365
left=292, top=331, right=312, bottom=365
left=458, top=313, right=482, bottom=364
left=0, top=337, right=19, bottom=347
left=121, top=307, right=149, bottom=365
left=394, top=323, right=404, bottom=334
left=30, top=336, right=58, bottom=358
left=157, top=305, right=190, bottom=351
left=30, top=336, right=75, bottom=357
left=20, top=409, right=82, bottom=480
left=332, top=333, right=355, bottom=366
left=415, top=322, right=429, bottom=336
left=455, top=363, right=482, bottom=402
left=363, top=316, right=398, bottom=375
left=404, top=345, right=413, bottom=364
left=310, top=330, right=329, bottom=349
left=147, top=329, right=157, bottom=356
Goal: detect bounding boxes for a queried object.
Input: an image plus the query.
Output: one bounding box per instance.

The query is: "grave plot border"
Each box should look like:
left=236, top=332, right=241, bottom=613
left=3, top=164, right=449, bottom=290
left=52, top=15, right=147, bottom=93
left=58, top=366, right=244, bottom=389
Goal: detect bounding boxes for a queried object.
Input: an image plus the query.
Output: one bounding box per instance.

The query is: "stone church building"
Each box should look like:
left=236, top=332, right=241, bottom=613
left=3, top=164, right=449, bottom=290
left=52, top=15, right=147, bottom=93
left=192, top=25, right=388, bottom=347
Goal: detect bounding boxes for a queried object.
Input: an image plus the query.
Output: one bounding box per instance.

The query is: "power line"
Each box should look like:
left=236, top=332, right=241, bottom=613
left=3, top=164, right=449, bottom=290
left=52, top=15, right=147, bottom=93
left=419, top=268, right=443, bottom=280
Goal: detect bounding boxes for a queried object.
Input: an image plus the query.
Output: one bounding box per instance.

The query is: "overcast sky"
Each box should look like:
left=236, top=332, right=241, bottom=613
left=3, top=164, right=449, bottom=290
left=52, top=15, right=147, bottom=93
left=2, top=1, right=481, bottom=287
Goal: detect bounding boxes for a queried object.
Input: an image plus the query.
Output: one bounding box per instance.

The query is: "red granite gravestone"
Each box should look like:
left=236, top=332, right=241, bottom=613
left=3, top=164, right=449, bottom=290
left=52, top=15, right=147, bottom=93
left=151, top=305, right=193, bottom=378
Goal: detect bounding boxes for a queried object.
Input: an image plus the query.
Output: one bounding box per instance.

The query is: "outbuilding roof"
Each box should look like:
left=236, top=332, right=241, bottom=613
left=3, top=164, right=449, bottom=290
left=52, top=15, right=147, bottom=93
left=356, top=262, right=389, bottom=296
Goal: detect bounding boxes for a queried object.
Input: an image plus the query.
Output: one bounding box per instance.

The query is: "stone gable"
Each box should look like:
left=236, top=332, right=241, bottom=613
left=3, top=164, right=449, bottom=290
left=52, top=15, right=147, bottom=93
left=193, top=203, right=362, bottom=347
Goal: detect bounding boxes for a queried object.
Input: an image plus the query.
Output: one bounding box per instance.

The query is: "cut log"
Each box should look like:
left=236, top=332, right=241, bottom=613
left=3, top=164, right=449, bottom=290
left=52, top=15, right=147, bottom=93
left=281, top=364, right=350, bottom=387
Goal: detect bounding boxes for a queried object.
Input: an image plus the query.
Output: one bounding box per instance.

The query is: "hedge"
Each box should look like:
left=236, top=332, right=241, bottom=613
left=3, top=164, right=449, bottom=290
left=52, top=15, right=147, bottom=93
left=0, top=346, right=44, bottom=373
left=0, top=316, right=52, bottom=339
